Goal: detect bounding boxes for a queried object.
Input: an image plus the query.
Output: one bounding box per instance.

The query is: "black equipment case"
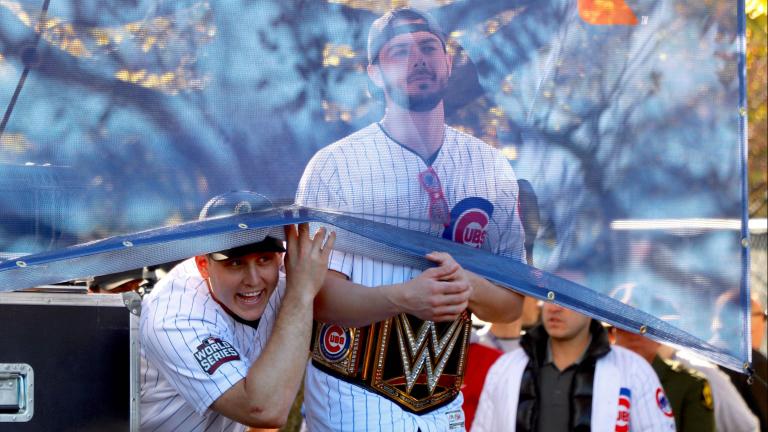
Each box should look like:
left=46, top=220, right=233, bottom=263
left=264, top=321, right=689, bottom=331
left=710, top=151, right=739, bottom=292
left=0, top=290, right=140, bottom=431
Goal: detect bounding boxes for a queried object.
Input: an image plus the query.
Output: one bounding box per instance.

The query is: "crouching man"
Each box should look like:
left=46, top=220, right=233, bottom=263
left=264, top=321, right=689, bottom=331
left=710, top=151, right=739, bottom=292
left=140, top=192, right=335, bottom=431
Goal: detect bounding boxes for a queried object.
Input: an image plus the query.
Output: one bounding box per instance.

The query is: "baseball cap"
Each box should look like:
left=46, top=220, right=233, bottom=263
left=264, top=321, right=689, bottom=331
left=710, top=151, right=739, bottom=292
left=198, top=191, right=285, bottom=260
left=367, top=7, right=447, bottom=65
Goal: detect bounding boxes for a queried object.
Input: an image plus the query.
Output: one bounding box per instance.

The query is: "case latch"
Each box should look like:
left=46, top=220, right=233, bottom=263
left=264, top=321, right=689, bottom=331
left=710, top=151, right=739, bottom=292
left=0, top=363, right=33, bottom=422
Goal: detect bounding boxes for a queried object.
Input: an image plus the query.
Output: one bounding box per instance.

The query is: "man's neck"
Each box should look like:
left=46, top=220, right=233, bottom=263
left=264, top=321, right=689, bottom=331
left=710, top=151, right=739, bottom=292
left=380, top=101, right=445, bottom=162
left=550, top=329, right=591, bottom=370
left=490, top=320, right=522, bottom=339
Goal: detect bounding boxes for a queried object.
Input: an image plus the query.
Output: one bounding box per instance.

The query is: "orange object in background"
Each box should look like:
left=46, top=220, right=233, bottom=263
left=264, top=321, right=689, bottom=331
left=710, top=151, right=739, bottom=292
left=578, top=0, right=639, bottom=25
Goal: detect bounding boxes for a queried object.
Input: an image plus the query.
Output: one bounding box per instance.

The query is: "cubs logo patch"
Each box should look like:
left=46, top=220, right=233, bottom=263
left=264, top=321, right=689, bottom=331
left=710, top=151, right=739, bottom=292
left=442, top=197, right=494, bottom=248
left=319, top=323, right=352, bottom=362
left=615, top=387, right=631, bottom=432
left=194, top=337, right=240, bottom=375
left=656, top=387, right=674, bottom=417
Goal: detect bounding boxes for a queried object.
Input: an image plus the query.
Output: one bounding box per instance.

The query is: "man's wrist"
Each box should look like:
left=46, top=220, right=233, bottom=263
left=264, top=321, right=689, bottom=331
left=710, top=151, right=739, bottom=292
left=377, top=283, right=404, bottom=315
left=283, top=280, right=317, bottom=307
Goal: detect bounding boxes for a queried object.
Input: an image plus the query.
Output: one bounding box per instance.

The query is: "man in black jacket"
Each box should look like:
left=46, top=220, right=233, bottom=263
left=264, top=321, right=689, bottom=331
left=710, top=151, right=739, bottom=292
left=473, top=301, right=675, bottom=431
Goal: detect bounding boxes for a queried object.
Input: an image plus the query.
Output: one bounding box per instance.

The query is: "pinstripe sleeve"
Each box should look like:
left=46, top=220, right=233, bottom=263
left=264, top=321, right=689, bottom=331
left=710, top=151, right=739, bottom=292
left=493, top=155, right=526, bottom=262
left=296, top=147, right=354, bottom=278
left=296, top=148, right=343, bottom=211
left=627, top=352, right=677, bottom=431
left=140, top=278, right=249, bottom=415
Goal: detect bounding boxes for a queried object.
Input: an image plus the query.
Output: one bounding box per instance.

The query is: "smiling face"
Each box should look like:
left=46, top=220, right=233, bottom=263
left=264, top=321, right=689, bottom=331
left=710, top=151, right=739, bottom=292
left=542, top=303, right=592, bottom=342
left=368, top=19, right=452, bottom=112
left=195, top=252, right=281, bottom=321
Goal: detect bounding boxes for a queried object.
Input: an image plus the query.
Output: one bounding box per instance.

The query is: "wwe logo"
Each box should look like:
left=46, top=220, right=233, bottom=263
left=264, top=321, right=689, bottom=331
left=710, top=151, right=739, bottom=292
left=394, top=314, right=463, bottom=394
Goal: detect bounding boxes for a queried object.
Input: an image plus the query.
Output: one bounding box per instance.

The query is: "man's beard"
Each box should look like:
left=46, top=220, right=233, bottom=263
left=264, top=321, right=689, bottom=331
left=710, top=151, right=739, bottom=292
left=384, top=76, right=447, bottom=112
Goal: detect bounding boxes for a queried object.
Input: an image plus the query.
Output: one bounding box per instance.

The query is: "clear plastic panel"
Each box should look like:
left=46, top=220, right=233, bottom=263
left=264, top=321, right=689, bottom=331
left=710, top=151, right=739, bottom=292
left=0, top=0, right=749, bottom=369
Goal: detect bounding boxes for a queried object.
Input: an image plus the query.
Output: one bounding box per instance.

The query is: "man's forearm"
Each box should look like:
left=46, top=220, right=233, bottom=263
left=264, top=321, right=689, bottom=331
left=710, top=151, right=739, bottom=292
left=313, top=274, right=400, bottom=327
left=467, top=272, right=523, bottom=323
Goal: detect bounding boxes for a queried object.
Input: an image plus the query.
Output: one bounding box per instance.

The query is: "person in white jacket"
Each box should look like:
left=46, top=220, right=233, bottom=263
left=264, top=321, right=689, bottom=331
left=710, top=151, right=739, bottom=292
left=473, top=302, right=676, bottom=432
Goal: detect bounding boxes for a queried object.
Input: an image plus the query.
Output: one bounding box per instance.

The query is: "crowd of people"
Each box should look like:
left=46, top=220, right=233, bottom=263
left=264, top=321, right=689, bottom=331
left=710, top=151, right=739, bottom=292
left=137, top=7, right=767, bottom=431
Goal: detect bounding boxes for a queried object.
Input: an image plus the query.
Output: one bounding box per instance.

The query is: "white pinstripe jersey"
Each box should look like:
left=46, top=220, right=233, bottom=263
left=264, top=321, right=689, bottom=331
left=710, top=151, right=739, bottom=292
left=472, top=345, right=677, bottom=432
left=139, top=258, right=285, bottom=432
left=296, top=123, right=526, bottom=431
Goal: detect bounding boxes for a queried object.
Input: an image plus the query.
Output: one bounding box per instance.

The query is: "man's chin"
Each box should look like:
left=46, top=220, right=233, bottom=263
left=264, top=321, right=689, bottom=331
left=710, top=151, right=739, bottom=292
left=232, top=300, right=267, bottom=321
left=409, top=97, right=442, bottom=112
left=392, top=94, right=443, bottom=112
left=236, top=307, right=265, bottom=322
left=386, top=85, right=445, bottom=112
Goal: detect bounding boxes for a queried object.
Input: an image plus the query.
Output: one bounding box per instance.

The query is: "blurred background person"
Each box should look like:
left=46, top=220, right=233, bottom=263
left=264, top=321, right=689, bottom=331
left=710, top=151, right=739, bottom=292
left=610, top=282, right=715, bottom=432
left=462, top=178, right=542, bottom=426
left=666, top=347, right=760, bottom=432
left=462, top=296, right=540, bottom=426
left=473, top=301, right=675, bottom=431
left=613, top=326, right=715, bottom=432
left=719, top=294, right=768, bottom=430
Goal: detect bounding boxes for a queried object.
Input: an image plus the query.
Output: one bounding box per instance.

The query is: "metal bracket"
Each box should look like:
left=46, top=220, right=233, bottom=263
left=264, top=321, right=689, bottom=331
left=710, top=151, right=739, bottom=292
left=0, top=363, right=34, bottom=422
left=122, top=291, right=142, bottom=316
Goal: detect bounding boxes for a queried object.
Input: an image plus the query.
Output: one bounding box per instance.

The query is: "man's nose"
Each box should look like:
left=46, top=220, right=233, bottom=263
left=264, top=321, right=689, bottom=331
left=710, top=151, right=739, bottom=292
left=242, top=262, right=262, bottom=286
left=548, top=304, right=564, bottom=313
left=410, top=50, right=427, bottom=67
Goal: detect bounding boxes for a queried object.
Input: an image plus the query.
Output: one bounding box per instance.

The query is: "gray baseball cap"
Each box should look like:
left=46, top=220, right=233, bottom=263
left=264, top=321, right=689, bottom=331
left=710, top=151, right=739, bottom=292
left=199, top=191, right=285, bottom=260
left=367, top=7, right=447, bottom=65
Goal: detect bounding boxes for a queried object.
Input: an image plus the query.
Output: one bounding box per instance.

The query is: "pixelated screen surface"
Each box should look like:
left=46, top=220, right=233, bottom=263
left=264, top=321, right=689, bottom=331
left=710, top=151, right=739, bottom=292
left=0, top=1, right=749, bottom=369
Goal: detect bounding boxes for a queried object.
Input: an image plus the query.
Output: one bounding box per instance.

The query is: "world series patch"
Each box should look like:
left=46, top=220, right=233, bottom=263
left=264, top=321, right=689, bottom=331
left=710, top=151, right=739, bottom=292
left=319, top=323, right=352, bottom=362
left=194, top=337, right=241, bottom=375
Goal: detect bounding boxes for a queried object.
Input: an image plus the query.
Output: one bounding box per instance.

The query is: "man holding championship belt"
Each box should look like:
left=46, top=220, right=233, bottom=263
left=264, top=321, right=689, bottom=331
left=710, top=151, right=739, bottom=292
left=296, top=7, right=526, bottom=431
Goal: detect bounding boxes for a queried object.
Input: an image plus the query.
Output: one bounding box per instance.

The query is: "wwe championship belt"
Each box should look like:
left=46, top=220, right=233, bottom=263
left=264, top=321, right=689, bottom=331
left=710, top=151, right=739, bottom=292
left=311, top=311, right=471, bottom=414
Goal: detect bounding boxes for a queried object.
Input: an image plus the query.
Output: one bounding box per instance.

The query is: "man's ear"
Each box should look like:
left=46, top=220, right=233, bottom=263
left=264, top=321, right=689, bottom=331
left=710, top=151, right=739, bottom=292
left=195, top=255, right=210, bottom=279
left=367, top=63, right=384, bottom=88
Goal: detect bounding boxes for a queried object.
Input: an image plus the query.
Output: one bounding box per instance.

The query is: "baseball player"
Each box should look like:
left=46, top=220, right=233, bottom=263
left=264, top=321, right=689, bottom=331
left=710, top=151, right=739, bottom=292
left=473, top=302, right=677, bottom=431
left=296, top=8, right=526, bottom=431
left=140, top=191, right=335, bottom=431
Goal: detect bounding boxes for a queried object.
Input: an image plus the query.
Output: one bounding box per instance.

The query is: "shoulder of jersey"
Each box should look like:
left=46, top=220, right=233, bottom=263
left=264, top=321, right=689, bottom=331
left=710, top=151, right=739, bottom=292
left=609, top=344, right=650, bottom=368
left=446, top=125, right=506, bottom=159
left=318, top=123, right=381, bottom=156
left=144, top=259, right=203, bottom=301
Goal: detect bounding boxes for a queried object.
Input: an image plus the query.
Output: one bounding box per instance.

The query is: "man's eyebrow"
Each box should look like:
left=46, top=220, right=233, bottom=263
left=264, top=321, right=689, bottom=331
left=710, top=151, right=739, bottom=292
left=386, top=42, right=409, bottom=52
left=385, top=37, right=440, bottom=54
left=418, top=38, right=440, bottom=46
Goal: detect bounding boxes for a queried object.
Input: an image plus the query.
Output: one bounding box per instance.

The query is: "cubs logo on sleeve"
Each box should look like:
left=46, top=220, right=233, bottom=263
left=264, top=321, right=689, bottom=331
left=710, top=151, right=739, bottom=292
left=193, top=336, right=241, bottom=375
left=655, top=387, right=674, bottom=417
left=319, top=323, right=352, bottom=362
left=615, top=387, right=631, bottom=432
left=443, top=197, right=494, bottom=248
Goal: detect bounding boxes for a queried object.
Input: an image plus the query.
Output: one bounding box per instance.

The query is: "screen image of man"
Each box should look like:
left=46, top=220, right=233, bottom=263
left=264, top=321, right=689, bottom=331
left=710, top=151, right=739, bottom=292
left=296, top=7, right=526, bottom=431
